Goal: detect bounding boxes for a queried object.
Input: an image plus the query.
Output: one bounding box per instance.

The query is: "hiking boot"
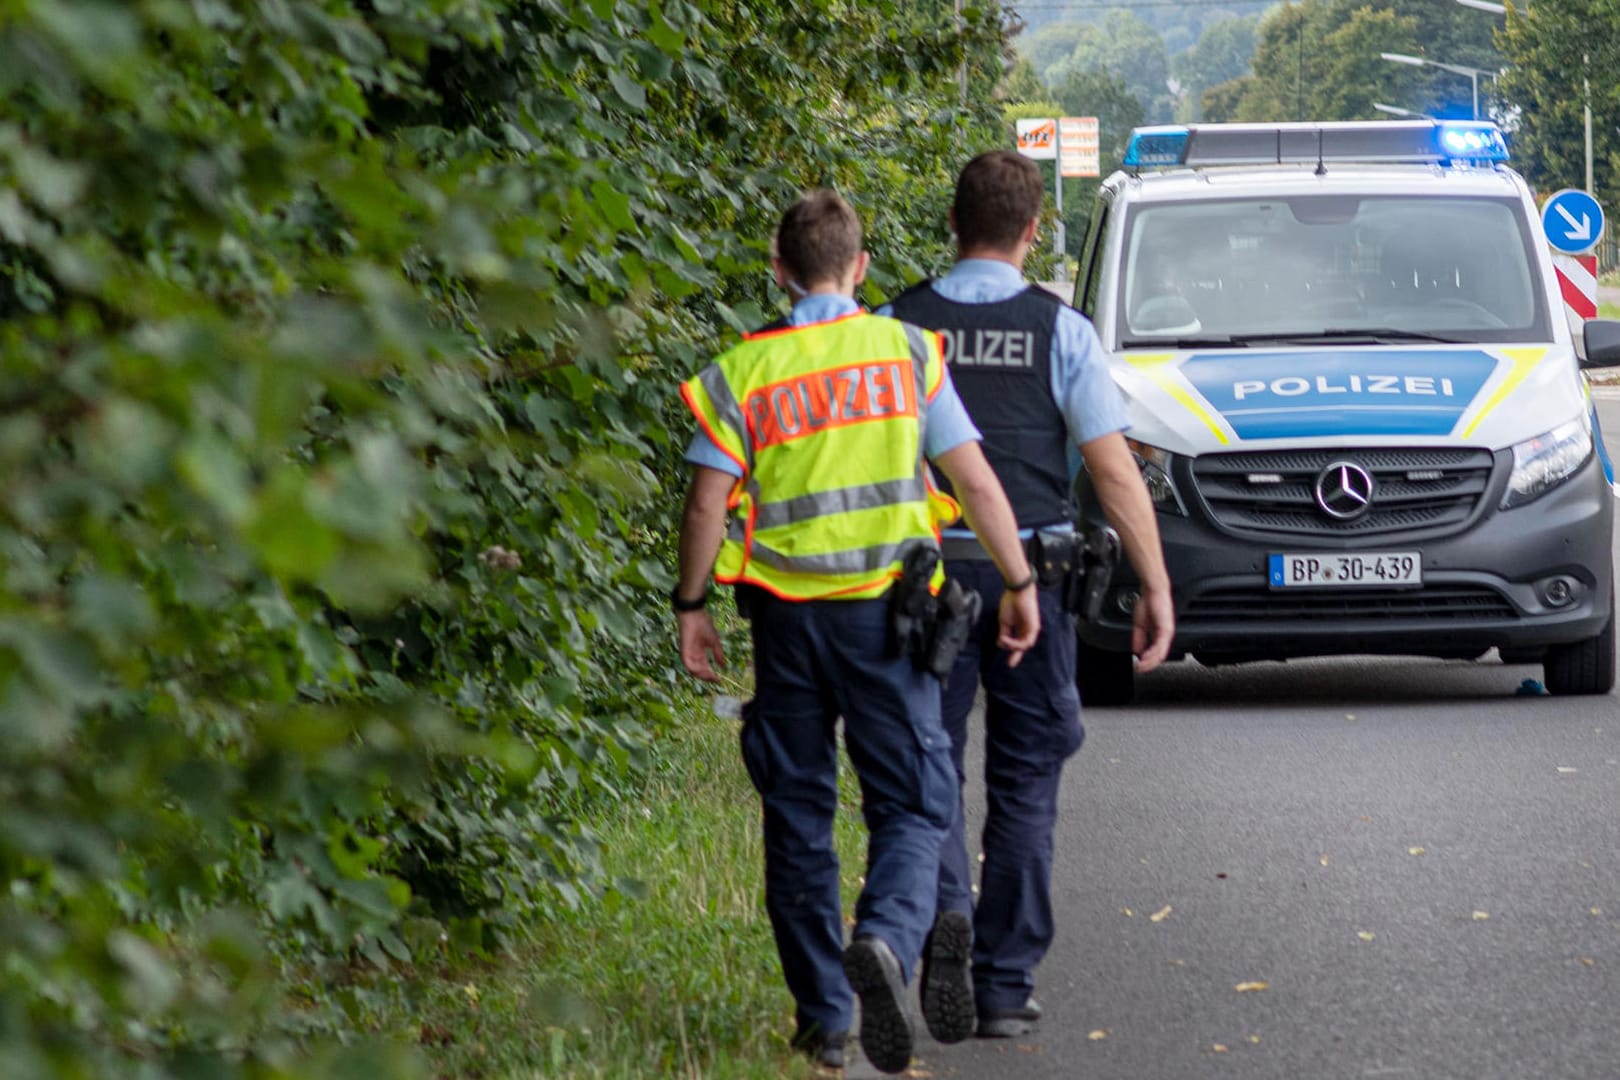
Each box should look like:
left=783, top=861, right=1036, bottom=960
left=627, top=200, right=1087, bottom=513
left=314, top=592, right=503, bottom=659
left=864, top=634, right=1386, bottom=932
left=842, top=935, right=915, bottom=1074
left=920, top=910, right=975, bottom=1044
left=791, top=1028, right=848, bottom=1071
left=976, top=997, right=1042, bottom=1039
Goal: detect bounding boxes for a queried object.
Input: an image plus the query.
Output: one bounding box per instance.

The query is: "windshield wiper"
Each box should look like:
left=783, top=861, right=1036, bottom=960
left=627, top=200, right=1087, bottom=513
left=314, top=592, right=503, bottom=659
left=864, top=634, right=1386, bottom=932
left=1121, top=335, right=1244, bottom=349
left=1231, top=328, right=1465, bottom=345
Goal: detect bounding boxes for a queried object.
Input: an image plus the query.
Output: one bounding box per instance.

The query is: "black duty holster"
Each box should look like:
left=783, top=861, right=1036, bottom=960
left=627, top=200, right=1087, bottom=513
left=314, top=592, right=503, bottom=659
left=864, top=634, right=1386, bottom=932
left=889, top=545, right=982, bottom=682
left=1028, top=527, right=1120, bottom=623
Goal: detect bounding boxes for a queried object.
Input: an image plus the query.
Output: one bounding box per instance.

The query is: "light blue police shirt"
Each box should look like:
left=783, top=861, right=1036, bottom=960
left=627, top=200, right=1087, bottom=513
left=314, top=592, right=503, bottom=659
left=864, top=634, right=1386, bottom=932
left=877, top=258, right=1130, bottom=538
left=682, top=294, right=982, bottom=477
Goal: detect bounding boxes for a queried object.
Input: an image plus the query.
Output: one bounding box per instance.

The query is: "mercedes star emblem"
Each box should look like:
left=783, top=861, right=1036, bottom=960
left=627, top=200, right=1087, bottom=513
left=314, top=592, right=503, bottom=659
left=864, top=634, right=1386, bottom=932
left=1315, top=461, right=1375, bottom=520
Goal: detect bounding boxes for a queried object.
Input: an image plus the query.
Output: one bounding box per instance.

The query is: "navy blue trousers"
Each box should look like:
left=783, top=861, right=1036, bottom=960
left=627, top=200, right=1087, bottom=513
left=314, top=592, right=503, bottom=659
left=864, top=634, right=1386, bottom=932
left=936, top=560, right=1084, bottom=1012
left=738, top=589, right=955, bottom=1037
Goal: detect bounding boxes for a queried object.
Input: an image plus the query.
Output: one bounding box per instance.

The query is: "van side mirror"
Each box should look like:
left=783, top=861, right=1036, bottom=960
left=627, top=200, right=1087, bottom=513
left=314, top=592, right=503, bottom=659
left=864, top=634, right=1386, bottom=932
left=1583, top=319, right=1620, bottom=368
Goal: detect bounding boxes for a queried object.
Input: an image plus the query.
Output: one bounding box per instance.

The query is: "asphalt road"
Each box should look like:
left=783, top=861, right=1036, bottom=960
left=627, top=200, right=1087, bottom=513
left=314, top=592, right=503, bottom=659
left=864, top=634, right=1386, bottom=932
left=853, top=391, right=1620, bottom=1079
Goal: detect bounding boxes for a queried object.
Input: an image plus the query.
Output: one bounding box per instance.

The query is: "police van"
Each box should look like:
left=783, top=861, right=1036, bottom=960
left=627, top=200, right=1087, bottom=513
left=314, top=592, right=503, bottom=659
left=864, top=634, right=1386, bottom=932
left=1071, top=120, right=1620, bottom=703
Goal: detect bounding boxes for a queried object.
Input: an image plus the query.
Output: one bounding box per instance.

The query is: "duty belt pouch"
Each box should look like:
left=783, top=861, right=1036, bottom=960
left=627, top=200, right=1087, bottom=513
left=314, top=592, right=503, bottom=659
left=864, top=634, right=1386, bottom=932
left=888, top=545, right=940, bottom=665
left=1029, top=531, right=1078, bottom=590
left=1072, top=526, right=1121, bottom=623
left=924, top=578, right=981, bottom=682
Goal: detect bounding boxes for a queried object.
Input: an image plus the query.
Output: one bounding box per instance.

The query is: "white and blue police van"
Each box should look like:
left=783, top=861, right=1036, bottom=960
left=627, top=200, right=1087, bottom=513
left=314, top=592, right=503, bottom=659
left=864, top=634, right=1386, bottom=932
left=1072, top=120, right=1620, bottom=703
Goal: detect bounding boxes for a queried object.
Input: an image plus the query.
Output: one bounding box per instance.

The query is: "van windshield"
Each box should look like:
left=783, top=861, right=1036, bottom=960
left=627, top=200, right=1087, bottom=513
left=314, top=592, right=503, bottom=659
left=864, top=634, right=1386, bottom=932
left=1117, top=195, right=1550, bottom=347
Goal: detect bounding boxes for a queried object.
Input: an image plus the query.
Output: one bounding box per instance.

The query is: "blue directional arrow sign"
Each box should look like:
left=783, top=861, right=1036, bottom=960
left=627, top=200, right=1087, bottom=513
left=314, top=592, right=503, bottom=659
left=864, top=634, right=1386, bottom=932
left=1542, top=188, right=1604, bottom=254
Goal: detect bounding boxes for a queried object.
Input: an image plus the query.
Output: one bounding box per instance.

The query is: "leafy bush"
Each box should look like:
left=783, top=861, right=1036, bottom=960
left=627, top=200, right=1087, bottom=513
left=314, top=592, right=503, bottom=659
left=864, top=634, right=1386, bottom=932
left=0, top=0, right=1011, bottom=1073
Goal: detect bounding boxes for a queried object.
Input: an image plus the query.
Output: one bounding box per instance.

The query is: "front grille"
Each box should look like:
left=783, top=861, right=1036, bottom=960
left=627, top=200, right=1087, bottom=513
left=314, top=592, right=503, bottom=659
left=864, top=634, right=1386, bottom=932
left=1184, top=584, right=1518, bottom=623
left=1191, top=448, right=1495, bottom=538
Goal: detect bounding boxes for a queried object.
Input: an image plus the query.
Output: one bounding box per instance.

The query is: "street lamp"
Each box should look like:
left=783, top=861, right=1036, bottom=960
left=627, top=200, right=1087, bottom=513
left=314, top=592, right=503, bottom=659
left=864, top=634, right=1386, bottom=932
left=1451, top=0, right=1593, bottom=196
left=1379, top=51, right=1497, bottom=121
left=1373, top=102, right=1433, bottom=120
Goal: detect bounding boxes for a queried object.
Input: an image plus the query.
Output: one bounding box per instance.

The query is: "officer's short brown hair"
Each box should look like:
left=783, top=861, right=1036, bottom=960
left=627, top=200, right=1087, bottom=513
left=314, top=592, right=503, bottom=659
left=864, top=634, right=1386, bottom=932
left=775, top=189, right=863, bottom=288
left=953, top=151, right=1044, bottom=252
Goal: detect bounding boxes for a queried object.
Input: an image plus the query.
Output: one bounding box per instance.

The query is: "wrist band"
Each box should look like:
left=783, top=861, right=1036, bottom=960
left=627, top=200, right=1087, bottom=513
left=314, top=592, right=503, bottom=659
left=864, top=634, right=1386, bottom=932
left=1004, top=571, right=1038, bottom=592
left=671, top=587, right=711, bottom=612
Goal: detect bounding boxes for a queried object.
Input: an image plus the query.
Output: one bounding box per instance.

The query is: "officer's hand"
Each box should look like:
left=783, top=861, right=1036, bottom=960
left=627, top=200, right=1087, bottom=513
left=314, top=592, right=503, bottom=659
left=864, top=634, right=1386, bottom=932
left=678, top=610, right=727, bottom=683
left=996, top=587, right=1041, bottom=668
left=1131, top=583, right=1175, bottom=673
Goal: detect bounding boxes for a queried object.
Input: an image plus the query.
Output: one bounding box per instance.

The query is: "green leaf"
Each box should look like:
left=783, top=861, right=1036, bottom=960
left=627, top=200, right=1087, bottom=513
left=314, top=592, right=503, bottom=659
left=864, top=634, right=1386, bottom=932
left=589, top=179, right=637, bottom=233
left=108, top=931, right=182, bottom=1013
left=607, top=69, right=647, bottom=112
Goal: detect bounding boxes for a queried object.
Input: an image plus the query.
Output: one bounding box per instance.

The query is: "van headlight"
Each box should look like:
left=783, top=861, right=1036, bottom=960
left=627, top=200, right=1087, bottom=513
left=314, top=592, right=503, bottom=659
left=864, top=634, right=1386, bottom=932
left=1127, top=438, right=1187, bottom=515
left=1501, top=414, right=1593, bottom=509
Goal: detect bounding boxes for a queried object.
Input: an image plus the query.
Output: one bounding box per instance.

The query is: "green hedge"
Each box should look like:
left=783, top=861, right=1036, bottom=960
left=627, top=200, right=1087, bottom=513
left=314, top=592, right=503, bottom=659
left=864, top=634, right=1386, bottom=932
left=0, top=0, right=1012, bottom=1074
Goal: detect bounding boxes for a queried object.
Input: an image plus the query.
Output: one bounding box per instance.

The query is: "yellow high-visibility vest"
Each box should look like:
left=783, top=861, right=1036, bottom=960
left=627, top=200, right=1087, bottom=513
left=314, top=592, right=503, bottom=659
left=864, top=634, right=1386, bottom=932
left=681, top=311, right=961, bottom=601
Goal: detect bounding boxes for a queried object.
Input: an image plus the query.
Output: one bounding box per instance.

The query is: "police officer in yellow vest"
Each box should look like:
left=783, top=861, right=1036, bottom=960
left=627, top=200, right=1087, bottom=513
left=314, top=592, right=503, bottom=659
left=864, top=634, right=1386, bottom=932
left=675, top=190, right=1041, bottom=1074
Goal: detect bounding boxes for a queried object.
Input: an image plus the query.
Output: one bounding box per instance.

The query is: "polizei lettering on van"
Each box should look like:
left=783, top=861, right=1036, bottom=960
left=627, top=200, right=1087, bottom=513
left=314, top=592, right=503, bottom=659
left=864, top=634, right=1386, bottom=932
left=1232, top=375, right=1458, bottom=399
left=745, top=361, right=915, bottom=450
left=940, top=328, right=1036, bottom=369
left=1179, top=349, right=1500, bottom=439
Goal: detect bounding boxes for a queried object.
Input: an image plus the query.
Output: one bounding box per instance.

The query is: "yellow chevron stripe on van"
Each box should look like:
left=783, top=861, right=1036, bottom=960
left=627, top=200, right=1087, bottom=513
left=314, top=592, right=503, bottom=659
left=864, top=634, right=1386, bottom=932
left=1125, top=352, right=1231, bottom=445
left=1460, top=346, right=1548, bottom=437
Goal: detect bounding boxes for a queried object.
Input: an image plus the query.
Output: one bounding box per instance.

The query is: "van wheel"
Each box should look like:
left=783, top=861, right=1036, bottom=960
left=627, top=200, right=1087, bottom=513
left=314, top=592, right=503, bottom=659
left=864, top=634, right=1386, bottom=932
left=1076, top=638, right=1135, bottom=706
left=1542, top=595, right=1616, bottom=696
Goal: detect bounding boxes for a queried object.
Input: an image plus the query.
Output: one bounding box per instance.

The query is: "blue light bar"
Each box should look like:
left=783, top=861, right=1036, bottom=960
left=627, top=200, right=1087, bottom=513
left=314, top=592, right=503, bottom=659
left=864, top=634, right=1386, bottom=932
left=1121, top=120, right=1510, bottom=171
left=1123, top=126, right=1190, bottom=168
left=1436, top=121, right=1509, bottom=162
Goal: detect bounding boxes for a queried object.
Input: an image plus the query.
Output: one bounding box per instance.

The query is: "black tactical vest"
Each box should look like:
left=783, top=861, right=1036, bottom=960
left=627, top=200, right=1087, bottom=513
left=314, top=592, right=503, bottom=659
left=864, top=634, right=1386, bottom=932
left=888, top=281, right=1073, bottom=529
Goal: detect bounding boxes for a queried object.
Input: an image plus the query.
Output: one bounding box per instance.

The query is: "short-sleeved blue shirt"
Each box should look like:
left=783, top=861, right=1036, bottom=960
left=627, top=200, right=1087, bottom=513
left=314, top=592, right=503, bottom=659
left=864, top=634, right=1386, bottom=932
left=682, top=294, right=982, bottom=477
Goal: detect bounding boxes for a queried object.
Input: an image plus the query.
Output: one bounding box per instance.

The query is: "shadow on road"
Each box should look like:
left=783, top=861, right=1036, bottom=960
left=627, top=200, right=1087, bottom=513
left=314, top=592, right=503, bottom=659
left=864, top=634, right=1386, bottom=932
left=1121, top=653, right=1550, bottom=708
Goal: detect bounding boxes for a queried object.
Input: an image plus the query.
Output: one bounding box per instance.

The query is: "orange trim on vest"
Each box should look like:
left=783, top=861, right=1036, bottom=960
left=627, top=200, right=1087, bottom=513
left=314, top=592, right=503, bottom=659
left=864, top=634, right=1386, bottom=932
left=680, top=381, right=748, bottom=474
left=741, top=309, right=868, bottom=342
left=714, top=566, right=904, bottom=601
left=925, top=332, right=947, bottom=402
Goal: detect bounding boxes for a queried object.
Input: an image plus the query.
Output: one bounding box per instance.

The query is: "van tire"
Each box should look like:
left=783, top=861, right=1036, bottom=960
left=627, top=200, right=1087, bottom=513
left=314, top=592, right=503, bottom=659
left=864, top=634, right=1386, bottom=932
left=1076, top=639, right=1135, bottom=706
left=1542, top=595, right=1616, bottom=696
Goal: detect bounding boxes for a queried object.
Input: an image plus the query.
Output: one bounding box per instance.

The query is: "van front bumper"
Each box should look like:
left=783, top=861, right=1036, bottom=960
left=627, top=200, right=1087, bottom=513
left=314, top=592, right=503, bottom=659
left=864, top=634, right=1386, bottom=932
left=1077, top=455, right=1614, bottom=662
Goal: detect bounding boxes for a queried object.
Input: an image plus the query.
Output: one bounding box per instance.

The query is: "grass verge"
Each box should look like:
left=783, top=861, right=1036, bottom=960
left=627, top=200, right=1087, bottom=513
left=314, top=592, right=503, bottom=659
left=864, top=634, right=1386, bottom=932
left=366, top=685, right=870, bottom=1079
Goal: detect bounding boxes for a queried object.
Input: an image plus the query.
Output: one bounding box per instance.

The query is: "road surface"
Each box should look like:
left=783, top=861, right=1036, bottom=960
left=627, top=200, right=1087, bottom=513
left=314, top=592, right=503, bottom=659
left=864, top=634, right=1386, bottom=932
left=845, top=391, right=1620, bottom=1079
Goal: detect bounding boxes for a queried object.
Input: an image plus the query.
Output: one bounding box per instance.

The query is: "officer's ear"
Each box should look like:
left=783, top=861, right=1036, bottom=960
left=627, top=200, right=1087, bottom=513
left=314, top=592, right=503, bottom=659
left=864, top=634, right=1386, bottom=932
left=851, top=250, right=871, bottom=287
left=771, top=256, right=790, bottom=290
left=1020, top=216, right=1039, bottom=246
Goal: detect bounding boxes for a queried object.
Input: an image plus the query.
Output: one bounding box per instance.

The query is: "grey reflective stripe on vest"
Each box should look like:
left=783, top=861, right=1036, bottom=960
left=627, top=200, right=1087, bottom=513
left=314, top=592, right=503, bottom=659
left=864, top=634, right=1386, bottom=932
left=697, top=364, right=751, bottom=472
left=750, top=476, right=930, bottom=531
left=744, top=536, right=935, bottom=577
left=900, top=322, right=932, bottom=453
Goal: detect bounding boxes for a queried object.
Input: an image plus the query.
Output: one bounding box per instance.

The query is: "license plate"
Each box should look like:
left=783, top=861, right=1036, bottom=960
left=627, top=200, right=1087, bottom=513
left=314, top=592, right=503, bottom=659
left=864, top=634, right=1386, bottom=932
left=1269, top=551, right=1422, bottom=588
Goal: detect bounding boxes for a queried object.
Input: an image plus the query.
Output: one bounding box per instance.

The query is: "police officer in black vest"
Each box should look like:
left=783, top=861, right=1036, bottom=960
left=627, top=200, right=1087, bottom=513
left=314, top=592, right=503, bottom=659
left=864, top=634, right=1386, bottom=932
left=882, top=151, right=1175, bottom=1041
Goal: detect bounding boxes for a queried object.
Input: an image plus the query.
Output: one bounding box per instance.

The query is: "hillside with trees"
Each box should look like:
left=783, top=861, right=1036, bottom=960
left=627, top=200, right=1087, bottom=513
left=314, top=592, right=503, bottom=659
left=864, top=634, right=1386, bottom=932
left=1005, top=0, right=1617, bottom=256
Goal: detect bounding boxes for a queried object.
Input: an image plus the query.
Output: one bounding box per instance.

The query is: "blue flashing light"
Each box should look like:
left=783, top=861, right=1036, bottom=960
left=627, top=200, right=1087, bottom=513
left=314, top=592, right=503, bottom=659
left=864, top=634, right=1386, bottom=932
left=1436, top=121, right=1509, bottom=162
left=1124, top=127, right=1190, bottom=168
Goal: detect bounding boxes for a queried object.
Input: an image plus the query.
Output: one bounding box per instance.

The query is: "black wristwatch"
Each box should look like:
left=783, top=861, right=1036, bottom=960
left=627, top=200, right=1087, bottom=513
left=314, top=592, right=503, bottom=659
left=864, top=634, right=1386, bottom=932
left=671, top=586, right=711, bottom=612
left=1004, top=570, right=1038, bottom=592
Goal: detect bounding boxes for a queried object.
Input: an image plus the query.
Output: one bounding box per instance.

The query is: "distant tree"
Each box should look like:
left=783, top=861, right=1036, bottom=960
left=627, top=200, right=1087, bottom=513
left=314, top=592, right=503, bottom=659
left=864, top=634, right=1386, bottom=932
left=1001, top=56, right=1046, bottom=104
left=1048, top=11, right=1174, bottom=123
left=1381, top=0, right=1503, bottom=118
left=1227, top=0, right=1420, bottom=123
left=1173, top=14, right=1260, bottom=121
left=1496, top=0, right=1620, bottom=207
left=1024, top=22, right=1088, bottom=80
left=1203, top=75, right=1254, bottom=123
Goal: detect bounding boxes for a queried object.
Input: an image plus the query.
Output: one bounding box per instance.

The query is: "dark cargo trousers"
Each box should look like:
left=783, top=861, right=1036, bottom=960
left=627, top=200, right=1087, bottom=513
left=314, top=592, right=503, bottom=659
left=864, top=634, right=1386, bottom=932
left=936, top=560, right=1085, bottom=1013
left=739, top=588, right=956, bottom=1037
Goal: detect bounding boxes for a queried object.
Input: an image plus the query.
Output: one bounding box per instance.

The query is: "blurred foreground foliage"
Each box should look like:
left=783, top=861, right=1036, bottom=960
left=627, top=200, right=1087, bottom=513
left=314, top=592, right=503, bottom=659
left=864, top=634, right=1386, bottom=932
left=0, top=0, right=1010, bottom=1074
